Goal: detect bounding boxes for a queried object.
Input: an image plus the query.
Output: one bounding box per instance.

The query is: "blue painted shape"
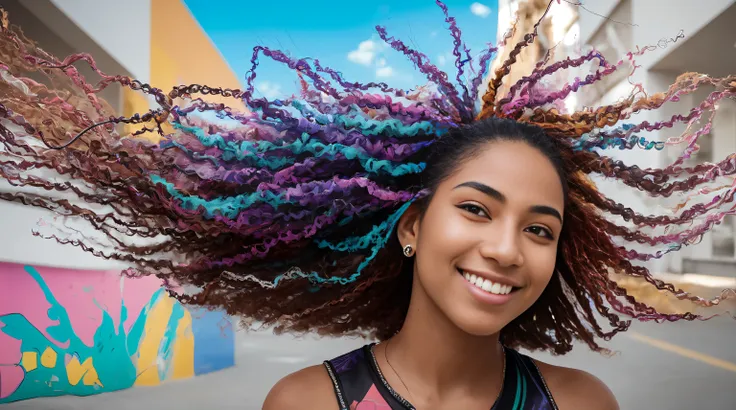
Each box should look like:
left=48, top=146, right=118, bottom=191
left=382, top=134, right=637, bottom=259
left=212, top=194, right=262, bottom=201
left=190, top=308, right=235, bottom=375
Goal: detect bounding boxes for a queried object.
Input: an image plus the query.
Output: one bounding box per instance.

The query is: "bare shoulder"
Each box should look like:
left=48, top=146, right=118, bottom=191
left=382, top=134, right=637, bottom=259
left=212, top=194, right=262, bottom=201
left=534, top=360, right=619, bottom=410
left=262, top=364, right=339, bottom=410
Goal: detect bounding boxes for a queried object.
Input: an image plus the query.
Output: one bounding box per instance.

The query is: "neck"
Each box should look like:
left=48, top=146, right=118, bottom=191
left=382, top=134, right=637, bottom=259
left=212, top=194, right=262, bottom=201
left=385, top=276, right=504, bottom=395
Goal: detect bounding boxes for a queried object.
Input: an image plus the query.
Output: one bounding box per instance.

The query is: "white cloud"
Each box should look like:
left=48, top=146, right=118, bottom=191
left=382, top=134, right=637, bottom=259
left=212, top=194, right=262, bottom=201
left=376, top=66, right=394, bottom=78
left=348, top=39, right=396, bottom=78
left=319, top=91, right=336, bottom=103
left=430, top=31, right=438, bottom=38
left=348, top=39, right=383, bottom=66
left=255, top=81, right=282, bottom=99
left=437, top=55, right=447, bottom=67
left=470, top=2, right=492, bottom=18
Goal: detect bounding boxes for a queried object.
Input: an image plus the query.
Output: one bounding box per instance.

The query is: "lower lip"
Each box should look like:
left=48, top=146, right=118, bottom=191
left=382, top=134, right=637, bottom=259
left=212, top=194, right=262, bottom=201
left=460, top=273, right=515, bottom=305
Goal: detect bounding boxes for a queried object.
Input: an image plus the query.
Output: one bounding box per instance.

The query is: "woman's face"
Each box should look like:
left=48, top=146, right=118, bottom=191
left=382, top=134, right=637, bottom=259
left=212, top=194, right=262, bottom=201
left=399, top=140, right=565, bottom=336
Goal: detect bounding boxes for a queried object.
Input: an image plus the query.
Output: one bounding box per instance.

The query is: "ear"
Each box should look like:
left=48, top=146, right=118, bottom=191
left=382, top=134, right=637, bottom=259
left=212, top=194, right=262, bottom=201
left=396, top=203, right=422, bottom=250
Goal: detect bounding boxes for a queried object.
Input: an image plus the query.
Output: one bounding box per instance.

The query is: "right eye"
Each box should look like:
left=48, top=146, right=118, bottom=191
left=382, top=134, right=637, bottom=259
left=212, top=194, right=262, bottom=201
left=457, top=203, right=489, bottom=218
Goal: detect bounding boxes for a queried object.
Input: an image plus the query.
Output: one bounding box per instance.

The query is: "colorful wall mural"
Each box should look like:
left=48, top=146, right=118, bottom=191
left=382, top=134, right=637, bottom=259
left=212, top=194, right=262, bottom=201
left=0, top=262, right=234, bottom=403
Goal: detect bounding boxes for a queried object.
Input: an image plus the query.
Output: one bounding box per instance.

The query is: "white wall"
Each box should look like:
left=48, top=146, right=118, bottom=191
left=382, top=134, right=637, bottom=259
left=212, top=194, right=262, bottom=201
left=629, top=0, right=734, bottom=78
left=577, top=0, right=622, bottom=44
left=575, top=0, right=736, bottom=274
left=0, top=202, right=130, bottom=270
left=48, top=0, right=151, bottom=82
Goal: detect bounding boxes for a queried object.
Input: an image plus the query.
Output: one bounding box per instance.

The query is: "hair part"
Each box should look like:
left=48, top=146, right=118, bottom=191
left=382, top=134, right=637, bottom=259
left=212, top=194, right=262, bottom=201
left=420, top=117, right=569, bottom=208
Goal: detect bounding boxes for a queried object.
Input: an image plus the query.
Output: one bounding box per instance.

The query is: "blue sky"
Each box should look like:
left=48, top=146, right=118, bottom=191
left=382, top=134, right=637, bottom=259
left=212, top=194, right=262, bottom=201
left=184, top=0, right=499, bottom=99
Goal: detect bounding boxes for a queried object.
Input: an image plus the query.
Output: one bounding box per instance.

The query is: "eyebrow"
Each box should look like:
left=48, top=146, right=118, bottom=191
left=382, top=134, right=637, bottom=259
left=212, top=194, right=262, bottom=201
left=453, top=181, right=563, bottom=223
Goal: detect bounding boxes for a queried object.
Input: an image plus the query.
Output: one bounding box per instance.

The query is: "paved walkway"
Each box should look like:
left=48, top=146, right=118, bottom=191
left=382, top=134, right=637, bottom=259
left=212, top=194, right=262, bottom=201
left=5, top=314, right=736, bottom=410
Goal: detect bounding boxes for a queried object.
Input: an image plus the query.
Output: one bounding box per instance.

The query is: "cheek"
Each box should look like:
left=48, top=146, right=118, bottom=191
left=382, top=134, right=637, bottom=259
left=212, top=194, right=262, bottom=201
left=416, top=205, right=473, bottom=261
left=413, top=207, right=470, bottom=292
left=524, top=245, right=558, bottom=290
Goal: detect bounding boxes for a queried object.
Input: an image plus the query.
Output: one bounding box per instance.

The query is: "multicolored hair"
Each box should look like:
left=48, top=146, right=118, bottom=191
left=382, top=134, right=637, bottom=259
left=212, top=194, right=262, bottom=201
left=1, top=1, right=734, bottom=354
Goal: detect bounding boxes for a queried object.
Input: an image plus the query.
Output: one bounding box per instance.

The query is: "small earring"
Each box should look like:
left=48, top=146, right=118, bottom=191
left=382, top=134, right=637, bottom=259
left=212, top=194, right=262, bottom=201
left=402, top=244, right=414, bottom=257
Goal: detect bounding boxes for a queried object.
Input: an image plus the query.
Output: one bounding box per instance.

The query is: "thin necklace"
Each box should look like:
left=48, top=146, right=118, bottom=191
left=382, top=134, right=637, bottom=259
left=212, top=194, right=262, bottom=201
left=384, top=338, right=417, bottom=404
left=382, top=339, right=506, bottom=407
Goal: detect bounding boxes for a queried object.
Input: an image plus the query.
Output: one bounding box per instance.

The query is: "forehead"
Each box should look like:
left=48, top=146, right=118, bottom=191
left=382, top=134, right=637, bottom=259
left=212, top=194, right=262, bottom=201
left=441, top=140, right=565, bottom=209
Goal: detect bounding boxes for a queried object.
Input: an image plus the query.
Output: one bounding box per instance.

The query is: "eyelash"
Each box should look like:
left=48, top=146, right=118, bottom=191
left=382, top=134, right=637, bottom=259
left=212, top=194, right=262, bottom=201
left=458, top=203, right=488, bottom=218
left=526, top=226, right=554, bottom=240
left=457, top=204, right=555, bottom=240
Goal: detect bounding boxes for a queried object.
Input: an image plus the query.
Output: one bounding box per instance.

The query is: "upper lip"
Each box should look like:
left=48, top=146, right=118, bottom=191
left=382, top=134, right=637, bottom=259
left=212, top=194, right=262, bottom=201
left=458, top=267, right=523, bottom=288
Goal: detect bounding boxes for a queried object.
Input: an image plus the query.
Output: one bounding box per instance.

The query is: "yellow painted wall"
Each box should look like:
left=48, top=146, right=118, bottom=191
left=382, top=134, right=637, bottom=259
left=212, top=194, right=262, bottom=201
left=150, top=0, right=246, bottom=111
left=133, top=293, right=195, bottom=386
left=122, top=0, right=246, bottom=137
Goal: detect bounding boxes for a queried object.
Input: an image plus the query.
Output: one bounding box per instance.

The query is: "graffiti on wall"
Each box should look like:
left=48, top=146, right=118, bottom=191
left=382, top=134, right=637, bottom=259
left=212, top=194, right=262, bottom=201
left=0, top=262, right=234, bottom=403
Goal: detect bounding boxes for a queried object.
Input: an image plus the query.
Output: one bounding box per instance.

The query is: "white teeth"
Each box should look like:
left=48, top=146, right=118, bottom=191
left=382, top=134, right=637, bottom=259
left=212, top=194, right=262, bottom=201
left=459, top=269, right=514, bottom=295
left=481, top=279, right=493, bottom=292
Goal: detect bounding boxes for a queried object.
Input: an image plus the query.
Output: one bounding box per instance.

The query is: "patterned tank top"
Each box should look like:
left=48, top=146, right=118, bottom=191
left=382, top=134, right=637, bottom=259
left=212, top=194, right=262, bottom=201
left=323, top=343, right=559, bottom=410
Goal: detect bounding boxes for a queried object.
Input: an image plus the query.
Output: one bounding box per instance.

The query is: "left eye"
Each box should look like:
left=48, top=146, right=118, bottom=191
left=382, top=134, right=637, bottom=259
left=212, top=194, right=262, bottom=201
left=526, top=226, right=553, bottom=239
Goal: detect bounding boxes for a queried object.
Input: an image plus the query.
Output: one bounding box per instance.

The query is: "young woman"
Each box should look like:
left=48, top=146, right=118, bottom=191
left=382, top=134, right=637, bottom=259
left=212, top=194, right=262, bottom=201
left=264, top=118, right=619, bottom=409
left=0, top=2, right=733, bottom=409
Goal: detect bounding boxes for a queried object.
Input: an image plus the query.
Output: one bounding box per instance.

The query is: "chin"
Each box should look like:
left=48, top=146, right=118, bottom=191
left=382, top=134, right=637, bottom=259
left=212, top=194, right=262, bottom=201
left=445, top=308, right=514, bottom=337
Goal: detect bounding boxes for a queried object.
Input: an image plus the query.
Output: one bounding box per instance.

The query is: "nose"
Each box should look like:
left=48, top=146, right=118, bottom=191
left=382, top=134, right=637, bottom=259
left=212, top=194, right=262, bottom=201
left=478, top=222, right=524, bottom=268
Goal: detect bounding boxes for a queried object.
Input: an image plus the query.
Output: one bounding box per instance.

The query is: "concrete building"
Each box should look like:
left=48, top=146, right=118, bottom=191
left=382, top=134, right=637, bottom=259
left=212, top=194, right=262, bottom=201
left=0, top=0, right=241, bottom=403
left=497, top=0, right=736, bottom=277
left=0, top=0, right=243, bottom=270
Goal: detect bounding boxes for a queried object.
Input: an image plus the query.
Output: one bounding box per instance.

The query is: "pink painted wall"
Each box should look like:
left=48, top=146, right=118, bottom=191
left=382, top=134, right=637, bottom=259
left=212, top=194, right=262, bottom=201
left=0, top=262, right=234, bottom=403
left=0, top=262, right=162, bottom=349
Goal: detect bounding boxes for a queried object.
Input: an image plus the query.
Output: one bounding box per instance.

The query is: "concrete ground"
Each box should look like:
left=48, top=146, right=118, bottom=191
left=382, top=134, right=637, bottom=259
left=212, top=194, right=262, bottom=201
left=4, top=313, right=736, bottom=410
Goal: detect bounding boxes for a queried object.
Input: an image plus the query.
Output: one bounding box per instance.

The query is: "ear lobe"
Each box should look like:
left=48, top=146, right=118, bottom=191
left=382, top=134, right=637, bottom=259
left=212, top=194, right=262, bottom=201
left=396, top=203, right=422, bottom=247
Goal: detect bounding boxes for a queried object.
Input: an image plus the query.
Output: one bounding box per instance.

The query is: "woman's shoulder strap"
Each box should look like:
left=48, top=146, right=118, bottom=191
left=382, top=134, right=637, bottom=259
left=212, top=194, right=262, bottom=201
left=323, top=344, right=377, bottom=410
left=494, top=347, right=560, bottom=410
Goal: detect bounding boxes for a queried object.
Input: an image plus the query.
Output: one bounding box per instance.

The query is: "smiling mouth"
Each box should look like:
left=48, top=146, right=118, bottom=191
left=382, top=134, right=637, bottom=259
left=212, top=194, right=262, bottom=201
left=457, top=268, right=519, bottom=296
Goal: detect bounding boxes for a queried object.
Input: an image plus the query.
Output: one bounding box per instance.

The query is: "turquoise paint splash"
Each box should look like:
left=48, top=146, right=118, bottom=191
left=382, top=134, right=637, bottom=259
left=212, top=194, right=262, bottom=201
left=0, top=266, right=185, bottom=403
